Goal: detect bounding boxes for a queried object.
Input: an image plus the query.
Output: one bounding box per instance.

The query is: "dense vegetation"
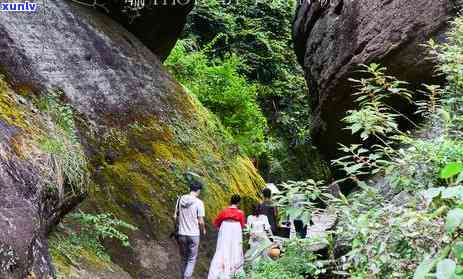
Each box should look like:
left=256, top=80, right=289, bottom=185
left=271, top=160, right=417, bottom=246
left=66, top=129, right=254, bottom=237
left=17, top=1, right=463, bottom=278
left=165, top=40, right=267, bottom=156
left=238, top=17, right=463, bottom=278
left=165, top=0, right=329, bottom=182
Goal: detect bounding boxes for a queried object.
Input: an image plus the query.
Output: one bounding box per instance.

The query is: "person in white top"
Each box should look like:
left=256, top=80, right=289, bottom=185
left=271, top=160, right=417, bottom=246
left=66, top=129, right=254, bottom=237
left=174, top=180, right=206, bottom=279
left=245, top=204, right=273, bottom=264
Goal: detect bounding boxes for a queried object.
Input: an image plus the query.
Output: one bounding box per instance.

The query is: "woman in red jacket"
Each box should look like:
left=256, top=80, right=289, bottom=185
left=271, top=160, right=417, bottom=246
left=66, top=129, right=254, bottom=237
left=208, top=194, right=246, bottom=279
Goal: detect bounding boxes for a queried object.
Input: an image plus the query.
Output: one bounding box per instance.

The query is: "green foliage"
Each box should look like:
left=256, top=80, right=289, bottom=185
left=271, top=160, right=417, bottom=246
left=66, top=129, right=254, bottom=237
left=257, top=15, right=463, bottom=279
left=421, top=186, right=463, bottom=206
left=178, top=0, right=321, bottom=181
left=381, top=16, right=463, bottom=192
left=237, top=179, right=335, bottom=278
left=68, top=212, right=137, bottom=247
left=388, top=138, right=463, bottom=191
left=273, top=179, right=334, bottom=224
left=166, top=40, right=267, bottom=157
left=238, top=239, right=323, bottom=279
left=346, top=63, right=412, bottom=140
left=446, top=208, right=463, bottom=234
left=338, top=197, right=445, bottom=278
left=256, top=54, right=463, bottom=279
left=410, top=23, right=463, bottom=278
left=416, top=84, right=444, bottom=122
left=333, top=61, right=463, bottom=192
left=39, top=91, right=78, bottom=141
left=441, top=163, right=463, bottom=180
left=333, top=143, right=392, bottom=183
left=333, top=63, right=414, bottom=185
left=429, top=18, right=463, bottom=109
left=329, top=16, right=463, bottom=279
left=37, top=90, right=89, bottom=197
left=50, top=212, right=137, bottom=265
left=436, top=259, right=457, bottom=279
left=185, top=0, right=304, bottom=96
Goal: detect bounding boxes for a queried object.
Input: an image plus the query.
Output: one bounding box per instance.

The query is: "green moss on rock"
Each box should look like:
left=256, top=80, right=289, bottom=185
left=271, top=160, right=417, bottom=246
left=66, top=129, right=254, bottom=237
left=1, top=72, right=265, bottom=278
left=0, top=76, right=32, bottom=131
left=57, top=87, right=266, bottom=277
left=88, top=91, right=264, bottom=222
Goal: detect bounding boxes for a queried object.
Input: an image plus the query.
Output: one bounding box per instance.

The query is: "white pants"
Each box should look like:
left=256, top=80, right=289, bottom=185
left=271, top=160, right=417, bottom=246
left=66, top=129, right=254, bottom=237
left=208, top=221, right=244, bottom=279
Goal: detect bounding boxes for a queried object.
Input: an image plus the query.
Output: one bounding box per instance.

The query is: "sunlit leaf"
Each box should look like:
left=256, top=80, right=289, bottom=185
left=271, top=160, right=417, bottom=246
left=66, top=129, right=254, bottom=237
left=440, top=163, right=463, bottom=179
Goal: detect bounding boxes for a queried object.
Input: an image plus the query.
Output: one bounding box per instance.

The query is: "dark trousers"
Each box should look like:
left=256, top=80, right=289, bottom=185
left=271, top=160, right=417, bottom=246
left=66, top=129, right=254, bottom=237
left=178, top=235, right=200, bottom=279
left=294, top=220, right=306, bottom=238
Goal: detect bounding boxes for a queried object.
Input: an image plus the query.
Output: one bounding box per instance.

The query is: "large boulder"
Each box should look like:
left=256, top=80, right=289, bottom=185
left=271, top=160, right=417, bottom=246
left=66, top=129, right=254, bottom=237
left=0, top=85, right=68, bottom=278
left=293, top=0, right=456, bottom=159
left=0, top=1, right=263, bottom=278
left=105, top=0, right=194, bottom=61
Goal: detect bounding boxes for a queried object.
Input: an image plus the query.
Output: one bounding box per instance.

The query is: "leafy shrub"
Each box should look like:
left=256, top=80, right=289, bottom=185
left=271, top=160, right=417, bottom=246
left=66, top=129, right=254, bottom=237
left=180, top=0, right=320, bottom=181
left=332, top=63, right=414, bottom=185
left=387, top=138, right=463, bottom=191
left=238, top=239, right=323, bottom=279
left=50, top=212, right=137, bottom=264
left=243, top=15, right=463, bottom=279
left=344, top=63, right=412, bottom=141
left=332, top=16, right=463, bottom=278
left=68, top=212, right=137, bottom=247
left=166, top=39, right=267, bottom=157
left=267, top=58, right=463, bottom=278
left=273, top=179, right=334, bottom=225
left=337, top=194, right=445, bottom=278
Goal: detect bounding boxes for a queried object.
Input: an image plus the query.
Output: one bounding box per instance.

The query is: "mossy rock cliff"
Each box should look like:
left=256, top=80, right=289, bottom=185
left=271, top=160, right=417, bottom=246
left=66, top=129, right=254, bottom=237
left=0, top=1, right=264, bottom=278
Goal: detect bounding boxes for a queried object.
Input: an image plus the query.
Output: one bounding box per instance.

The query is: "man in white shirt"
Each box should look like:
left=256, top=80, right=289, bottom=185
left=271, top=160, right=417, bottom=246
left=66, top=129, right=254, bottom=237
left=175, top=180, right=206, bottom=279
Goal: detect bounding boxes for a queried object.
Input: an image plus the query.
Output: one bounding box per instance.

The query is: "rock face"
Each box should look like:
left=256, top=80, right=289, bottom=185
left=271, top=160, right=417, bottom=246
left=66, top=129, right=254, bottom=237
left=0, top=91, right=55, bottom=278
left=0, top=1, right=263, bottom=278
left=106, top=0, right=195, bottom=61
left=293, top=0, right=455, bottom=158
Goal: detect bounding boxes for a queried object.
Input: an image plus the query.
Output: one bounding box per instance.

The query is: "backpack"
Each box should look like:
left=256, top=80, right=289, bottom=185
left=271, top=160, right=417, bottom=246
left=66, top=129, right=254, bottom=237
left=170, top=196, right=181, bottom=241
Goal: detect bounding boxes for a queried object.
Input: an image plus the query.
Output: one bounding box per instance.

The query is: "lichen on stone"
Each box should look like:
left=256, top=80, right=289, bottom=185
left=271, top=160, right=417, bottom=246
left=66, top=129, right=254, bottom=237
left=61, top=84, right=266, bottom=276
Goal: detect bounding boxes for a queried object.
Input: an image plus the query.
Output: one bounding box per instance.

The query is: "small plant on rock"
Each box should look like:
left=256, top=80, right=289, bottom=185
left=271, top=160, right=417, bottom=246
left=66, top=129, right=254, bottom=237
left=50, top=212, right=137, bottom=266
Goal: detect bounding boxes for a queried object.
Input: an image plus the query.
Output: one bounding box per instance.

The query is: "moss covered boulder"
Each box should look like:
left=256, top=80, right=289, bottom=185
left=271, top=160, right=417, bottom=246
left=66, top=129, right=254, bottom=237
left=0, top=77, right=56, bottom=278
left=0, top=1, right=264, bottom=278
